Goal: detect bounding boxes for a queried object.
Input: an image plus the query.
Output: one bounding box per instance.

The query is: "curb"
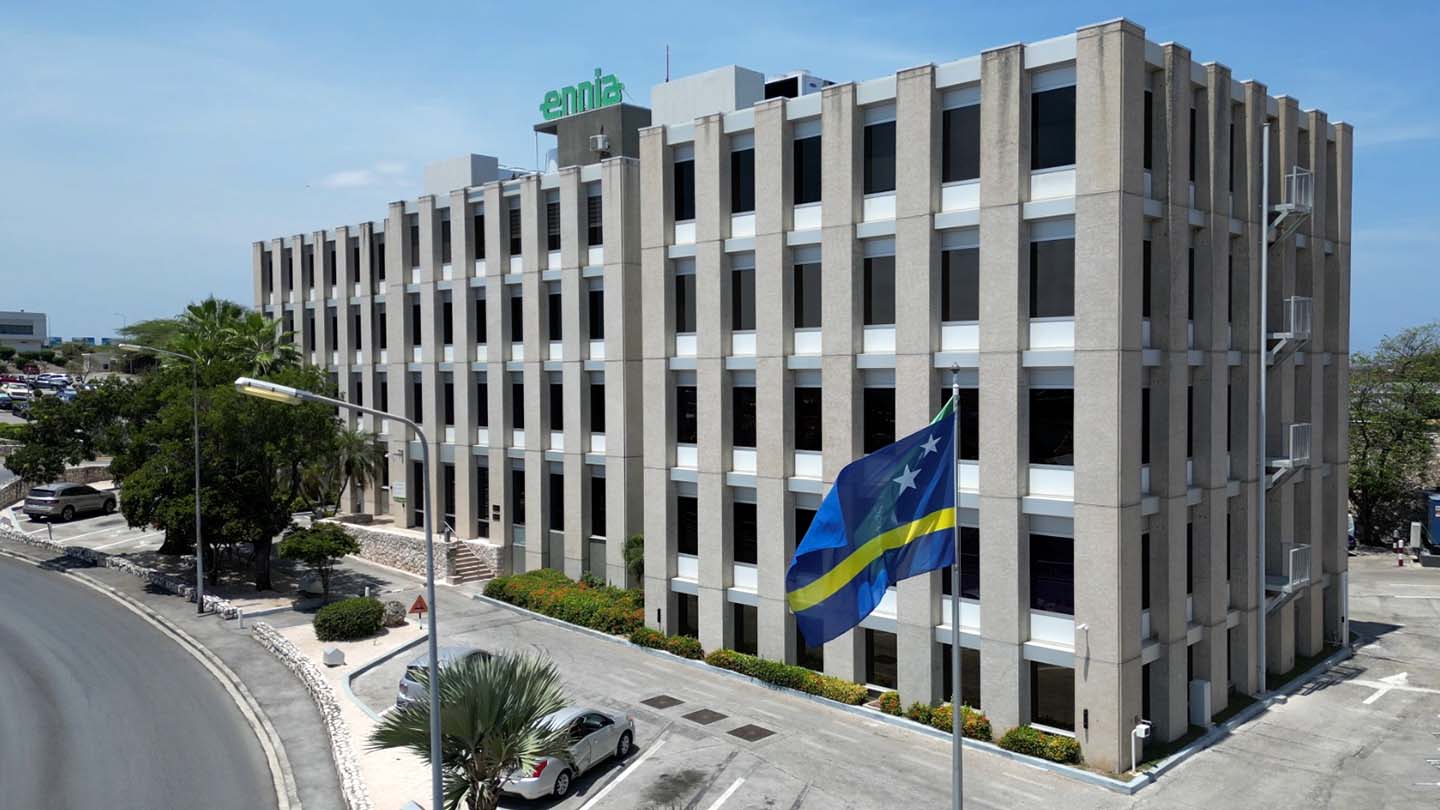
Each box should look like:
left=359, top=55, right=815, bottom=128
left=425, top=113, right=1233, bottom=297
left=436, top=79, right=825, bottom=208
left=0, top=547, right=299, bottom=810
left=252, top=622, right=374, bottom=810
left=343, top=629, right=431, bottom=722
left=470, top=592, right=1357, bottom=795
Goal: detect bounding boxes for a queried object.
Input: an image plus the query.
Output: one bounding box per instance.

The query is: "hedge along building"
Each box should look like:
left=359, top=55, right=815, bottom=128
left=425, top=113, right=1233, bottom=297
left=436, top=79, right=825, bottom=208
left=253, top=18, right=1352, bottom=771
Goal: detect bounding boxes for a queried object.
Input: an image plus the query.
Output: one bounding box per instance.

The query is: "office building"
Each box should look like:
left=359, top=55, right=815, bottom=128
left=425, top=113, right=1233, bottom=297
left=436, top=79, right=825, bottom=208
left=253, top=19, right=1352, bottom=770
left=0, top=311, right=48, bottom=353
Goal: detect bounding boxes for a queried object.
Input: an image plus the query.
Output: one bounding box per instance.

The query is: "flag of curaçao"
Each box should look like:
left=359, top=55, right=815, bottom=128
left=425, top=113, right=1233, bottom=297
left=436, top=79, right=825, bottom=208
left=785, top=398, right=957, bottom=647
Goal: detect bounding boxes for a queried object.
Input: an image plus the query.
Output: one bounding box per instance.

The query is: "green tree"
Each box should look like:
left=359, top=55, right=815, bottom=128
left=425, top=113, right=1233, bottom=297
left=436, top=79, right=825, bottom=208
left=3, top=378, right=134, bottom=484
left=315, top=425, right=386, bottom=515
left=1349, top=323, right=1440, bottom=546
left=277, top=522, right=361, bottom=599
left=369, top=653, right=573, bottom=810
left=624, top=533, right=644, bottom=584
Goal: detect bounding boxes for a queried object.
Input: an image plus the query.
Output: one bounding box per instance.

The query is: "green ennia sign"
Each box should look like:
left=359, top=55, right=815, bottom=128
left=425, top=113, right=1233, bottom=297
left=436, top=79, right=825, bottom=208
left=540, top=68, right=624, bottom=121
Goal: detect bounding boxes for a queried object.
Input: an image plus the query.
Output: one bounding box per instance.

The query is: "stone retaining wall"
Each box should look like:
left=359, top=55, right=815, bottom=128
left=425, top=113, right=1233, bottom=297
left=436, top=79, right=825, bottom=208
left=326, top=520, right=460, bottom=581
left=251, top=622, right=372, bottom=810
left=0, top=523, right=240, bottom=618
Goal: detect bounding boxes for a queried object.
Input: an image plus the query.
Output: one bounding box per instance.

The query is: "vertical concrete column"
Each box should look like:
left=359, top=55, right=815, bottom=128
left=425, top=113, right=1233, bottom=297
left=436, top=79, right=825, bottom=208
left=290, top=235, right=309, bottom=356
left=977, top=42, right=1029, bottom=735
left=893, top=62, right=942, bottom=704
left=449, top=193, right=477, bottom=539
left=416, top=198, right=444, bottom=528
left=753, top=97, right=794, bottom=659
left=817, top=81, right=864, bottom=681
left=384, top=205, right=412, bottom=523
left=252, top=242, right=266, bottom=311
left=269, top=238, right=286, bottom=315
left=556, top=168, right=587, bottom=576
left=640, top=126, right=679, bottom=630
left=516, top=177, right=549, bottom=571
left=313, top=231, right=333, bottom=363
left=1071, top=19, right=1147, bottom=770
left=1323, top=123, right=1353, bottom=641
left=603, top=159, right=645, bottom=587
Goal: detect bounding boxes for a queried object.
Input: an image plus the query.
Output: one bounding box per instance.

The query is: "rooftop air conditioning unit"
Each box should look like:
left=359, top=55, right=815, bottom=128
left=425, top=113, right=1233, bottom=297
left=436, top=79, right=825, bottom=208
left=589, top=133, right=611, bottom=154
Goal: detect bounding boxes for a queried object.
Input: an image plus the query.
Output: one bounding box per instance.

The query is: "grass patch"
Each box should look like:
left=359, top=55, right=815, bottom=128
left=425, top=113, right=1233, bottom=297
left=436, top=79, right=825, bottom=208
left=1211, top=691, right=1259, bottom=725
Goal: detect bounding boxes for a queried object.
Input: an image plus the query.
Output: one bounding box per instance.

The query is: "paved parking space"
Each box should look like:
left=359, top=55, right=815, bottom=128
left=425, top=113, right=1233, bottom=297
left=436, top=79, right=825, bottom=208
left=3, top=487, right=165, bottom=554
left=352, top=592, right=1122, bottom=810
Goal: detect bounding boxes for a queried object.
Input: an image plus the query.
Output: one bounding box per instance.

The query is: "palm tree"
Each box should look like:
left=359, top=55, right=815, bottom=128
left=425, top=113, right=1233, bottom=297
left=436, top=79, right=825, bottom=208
left=226, top=311, right=299, bottom=375
left=321, top=425, right=385, bottom=515
left=369, top=653, right=572, bottom=810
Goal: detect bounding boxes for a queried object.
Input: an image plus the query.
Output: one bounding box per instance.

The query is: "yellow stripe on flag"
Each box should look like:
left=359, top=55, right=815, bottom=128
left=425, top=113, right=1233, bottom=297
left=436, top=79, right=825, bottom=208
left=786, top=507, right=956, bottom=613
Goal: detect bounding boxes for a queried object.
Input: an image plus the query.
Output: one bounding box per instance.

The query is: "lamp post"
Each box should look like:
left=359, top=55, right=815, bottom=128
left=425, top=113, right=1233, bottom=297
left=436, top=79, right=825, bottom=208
left=118, top=343, right=204, bottom=614
left=234, top=376, right=443, bottom=810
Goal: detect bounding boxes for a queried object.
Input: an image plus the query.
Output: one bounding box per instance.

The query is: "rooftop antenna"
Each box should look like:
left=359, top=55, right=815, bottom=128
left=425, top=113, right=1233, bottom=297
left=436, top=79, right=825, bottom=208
left=666, top=44, right=670, bottom=82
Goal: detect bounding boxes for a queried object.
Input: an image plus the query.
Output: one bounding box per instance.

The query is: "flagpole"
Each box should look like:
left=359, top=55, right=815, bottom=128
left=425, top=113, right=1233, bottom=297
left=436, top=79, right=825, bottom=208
left=950, top=364, right=963, bottom=810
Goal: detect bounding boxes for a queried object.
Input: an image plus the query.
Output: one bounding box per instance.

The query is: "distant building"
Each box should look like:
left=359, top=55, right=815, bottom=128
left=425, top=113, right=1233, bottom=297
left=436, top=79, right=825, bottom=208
left=0, top=311, right=48, bottom=353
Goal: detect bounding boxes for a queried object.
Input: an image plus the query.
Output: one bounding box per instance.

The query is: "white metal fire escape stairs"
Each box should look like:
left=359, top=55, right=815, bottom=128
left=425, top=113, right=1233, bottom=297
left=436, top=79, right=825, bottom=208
left=1262, top=167, right=1315, bottom=615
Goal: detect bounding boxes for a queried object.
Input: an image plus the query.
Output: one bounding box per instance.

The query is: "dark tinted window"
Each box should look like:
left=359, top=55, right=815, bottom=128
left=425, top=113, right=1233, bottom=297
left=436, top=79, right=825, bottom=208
left=730, top=148, right=755, bottom=213
left=511, top=469, right=525, bottom=525
left=512, top=382, right=525, bottom=430
left=732, top=386, right=756, bottom=448
left=590, top=476, right=606, bottom=537
left=1030, top=533, right=1074, bottom=614
left=1188, top=248, right=1196, bottom=320
left=440, top=220, right=451, bottom=265
left=938, top=387, right=979, bottom=461
left=410, top=299, right=422, bottom=345
left=1142, top=240, right=1152, bottom=318
left=940, top=526, right=981, bottom=598
left=474, top=213, right=486, bottom=259
left=863, top=255, right=895, bottom=325
left=1187, top=385, right=1195, bottom=457
left=1143, top=90, right=1153, bottom=170
left=863, top=387, right=895, bottom=453
left=409, top=222, right=420, bottom=268
left=731, top=267, right=755, bottom=331
left=793, top=262, right=821, bottom=329
left=676, top=385, right=698, bottom=444
left=795, top=387, right=822, bottom=451
left=674, top=159, right=696, bottom=221
left=793, top=136, right=822, bottom=205
left=441, top=300, right=453, bottom=345
left=549, top=473, right=564, bottom=531
left=1030, top=661, right=1075, bottom=730
left=1029, top=388, right=1074, bottom=465
left=733, top=501, right=757, bottom=564
left=548, top=291, right=562, bottom=342
left=587, top=195, right=603, bottom=246
left=444, top=378, right=454, bottom=426
left=863, top=121, right=896, bottom=194
left=475, top=294, right=487, bottom=344
left=1031, top=86, right=1076, bottom=170
left=1187, top=523, right=1194, bottom=594
left=1141, top=387, right=1151, bottom=464
left=677, top=496, right=698, bottom=555
left=546, top=201, right=561, bottom=252
left=588, top=289, right=604, bottom=340
left=1189, top=107, right=1197, bottom=182
left=476, top=380, right=488, bottom=428
left=373, top=236, right=386, bottom=281
left=590, top=383, right=605, bottom=433
left=942, top=105, right=980, bottom=183
left=508, top=204, right=521, bottom=256
left=509, top=291, right=523, bottom=343
left=1141, top=532, right=1151, bottom=610
left=1029, top=238, right=1075, bottom=318
left=549, top=383, right=564, bottom=431
left=941, top=248, right=979, bottom=322
left=674, top=272, right=696, bottom=333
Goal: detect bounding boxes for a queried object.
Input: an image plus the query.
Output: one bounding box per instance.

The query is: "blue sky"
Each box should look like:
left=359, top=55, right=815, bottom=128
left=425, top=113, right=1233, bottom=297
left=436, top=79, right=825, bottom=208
left=2, top=0, right=1435, bottom=350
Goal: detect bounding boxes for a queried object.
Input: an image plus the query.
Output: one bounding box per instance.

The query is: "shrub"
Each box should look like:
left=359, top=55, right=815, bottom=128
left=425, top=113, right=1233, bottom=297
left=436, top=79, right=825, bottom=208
left=664, top=635, right=704, bottom=660
left=381, top=600, right=407, bottom=628
left=0, top=423, right=25, bottom=442
left=630, top=627, right=666, bottom=649
left=878, top=691, right=902, bottom=716
left=704, top=649, right=868, bottom=705
left=484, top=569, right=643, bottom=635
left=928, top=704, right=992, bottom=741
left=313, top=596, right=384, bottom=641
left=905, top=701, right=933, bottom=724
left=278, top=522, right=362, bottom=599
left=998, top=726, right=1081, bottom=764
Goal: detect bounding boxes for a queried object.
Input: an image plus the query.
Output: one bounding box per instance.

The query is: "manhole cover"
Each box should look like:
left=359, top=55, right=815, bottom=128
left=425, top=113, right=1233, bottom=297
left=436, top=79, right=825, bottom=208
left=683, top=708, right=728, bottom=725
left=642, top=695, right=685, bottom=709
left=727, top=724, right=775, bottom=742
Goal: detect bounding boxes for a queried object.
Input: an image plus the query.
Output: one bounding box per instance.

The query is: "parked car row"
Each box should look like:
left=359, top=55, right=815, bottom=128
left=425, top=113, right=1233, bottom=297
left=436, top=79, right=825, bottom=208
left=22, top=483, right=116, bottom=522
left=0, top=375, right=86, bottom=415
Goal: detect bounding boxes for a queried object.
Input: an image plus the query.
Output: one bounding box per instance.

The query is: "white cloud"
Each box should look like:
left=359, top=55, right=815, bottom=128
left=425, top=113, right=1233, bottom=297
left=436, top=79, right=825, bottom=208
left=317, top=162, right=411, bottom=188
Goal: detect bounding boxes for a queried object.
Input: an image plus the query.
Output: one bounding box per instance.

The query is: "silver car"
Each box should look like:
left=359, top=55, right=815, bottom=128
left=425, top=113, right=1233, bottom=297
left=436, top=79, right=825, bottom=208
left=23, top=483, right=116, bottom=521
left=394, top=646, right=491, bottom=708
left=501, top=708, right=635, bottom=800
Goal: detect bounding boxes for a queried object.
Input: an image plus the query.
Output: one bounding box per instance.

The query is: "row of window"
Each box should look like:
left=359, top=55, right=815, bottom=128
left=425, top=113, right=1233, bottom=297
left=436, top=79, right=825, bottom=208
left=669, top=87, right=1079, bottom=219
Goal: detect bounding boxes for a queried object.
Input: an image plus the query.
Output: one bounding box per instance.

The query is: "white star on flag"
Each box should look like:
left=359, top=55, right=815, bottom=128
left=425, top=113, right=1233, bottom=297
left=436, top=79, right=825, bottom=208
left=919, top=434, right=940, bottom=457
left=893, top=463, right=920, bottom=494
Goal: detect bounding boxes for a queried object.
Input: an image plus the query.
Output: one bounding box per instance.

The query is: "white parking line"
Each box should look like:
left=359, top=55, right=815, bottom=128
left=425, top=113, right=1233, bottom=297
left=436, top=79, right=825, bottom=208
left=576, top=731, right=669, bottom=810
left=96, top=532, right=162, bottom=551
left=58, top=524, right=129, bottom=544
left=702, top=778, right=745, bottom=810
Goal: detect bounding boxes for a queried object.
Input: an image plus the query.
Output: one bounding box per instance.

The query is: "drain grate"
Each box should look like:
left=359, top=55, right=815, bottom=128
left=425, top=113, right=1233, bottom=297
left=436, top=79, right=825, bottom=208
left=682, top=708, right=729, bottom=725
left=641, top=695, right=685, bottom=709
left=727, top=724, right=775, bottom=742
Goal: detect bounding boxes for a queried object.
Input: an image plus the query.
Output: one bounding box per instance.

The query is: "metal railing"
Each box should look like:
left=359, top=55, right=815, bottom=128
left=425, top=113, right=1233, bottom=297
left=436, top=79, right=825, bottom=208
left=1288, top=422, right=1312, bottom=466
left=1283, top=296, right=1313, bottom=340
left=1287, top=544, right=1312, bottom=589
left=1282, top=167, right=1314, bottom=212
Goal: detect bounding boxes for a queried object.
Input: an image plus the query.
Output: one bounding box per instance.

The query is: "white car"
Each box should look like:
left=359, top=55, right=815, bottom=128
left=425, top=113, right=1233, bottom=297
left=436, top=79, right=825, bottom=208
left=501, top=708, right=635, bottom=800
left=2, top=383, right=30, bottom=401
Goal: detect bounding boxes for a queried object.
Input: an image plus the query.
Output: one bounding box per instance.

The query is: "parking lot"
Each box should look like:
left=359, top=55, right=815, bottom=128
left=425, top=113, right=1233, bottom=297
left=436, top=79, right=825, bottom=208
left=2, top=484, right=164, bottom=554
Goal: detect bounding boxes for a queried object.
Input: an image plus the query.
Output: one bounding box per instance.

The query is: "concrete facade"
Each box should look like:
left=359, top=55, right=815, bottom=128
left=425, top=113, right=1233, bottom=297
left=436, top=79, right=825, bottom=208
left=0, top=311, right=48, bottom=353
left=252, top=18, right=1351, bottom=773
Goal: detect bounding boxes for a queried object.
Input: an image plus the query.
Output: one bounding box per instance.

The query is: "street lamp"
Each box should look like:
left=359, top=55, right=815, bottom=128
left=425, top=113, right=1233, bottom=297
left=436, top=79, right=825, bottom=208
left=234, top=376, right=443, bottom=810
left=118, top=343, right=205, bottom=614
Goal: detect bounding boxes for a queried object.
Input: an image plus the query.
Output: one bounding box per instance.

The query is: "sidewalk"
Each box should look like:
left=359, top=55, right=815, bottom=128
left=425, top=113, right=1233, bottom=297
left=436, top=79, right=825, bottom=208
left=0, top=534, right=348, bottom=810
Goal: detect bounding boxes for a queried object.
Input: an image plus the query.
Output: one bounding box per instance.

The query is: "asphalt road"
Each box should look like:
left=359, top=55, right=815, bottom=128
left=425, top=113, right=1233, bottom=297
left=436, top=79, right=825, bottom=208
left=0, top=555, right=277, bottom=810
